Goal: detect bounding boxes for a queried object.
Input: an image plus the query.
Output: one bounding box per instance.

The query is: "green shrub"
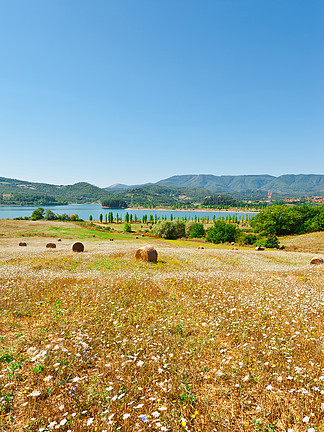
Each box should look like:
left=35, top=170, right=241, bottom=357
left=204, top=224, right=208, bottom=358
left=189, top=223, right=205, bottom=238
left=206, top=220, right=239, bottom=244
left=265, top=234, right=280, bottom=249
left=154, top=220, right=185, bottom=239
left=123, top=223, right=132, bottom=233
left=185, top=220, right=195, bottom=237
left=243, top=233, right=257, bottom=245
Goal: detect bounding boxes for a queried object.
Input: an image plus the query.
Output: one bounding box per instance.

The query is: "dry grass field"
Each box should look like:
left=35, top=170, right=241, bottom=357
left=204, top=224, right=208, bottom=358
left=280, top=232, right=324, bottom=254
left=0, top=221, right=324, bottom=432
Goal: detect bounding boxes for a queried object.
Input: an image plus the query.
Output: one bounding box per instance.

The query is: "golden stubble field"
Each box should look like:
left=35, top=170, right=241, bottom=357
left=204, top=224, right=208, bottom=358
left=0, top=221, right=324, bottom=432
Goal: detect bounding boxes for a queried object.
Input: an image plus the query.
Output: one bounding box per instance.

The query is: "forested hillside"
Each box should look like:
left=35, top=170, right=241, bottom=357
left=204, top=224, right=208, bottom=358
left=0, top=177, right=112, bottom=205
left=103, top=185, right=211, bottom=208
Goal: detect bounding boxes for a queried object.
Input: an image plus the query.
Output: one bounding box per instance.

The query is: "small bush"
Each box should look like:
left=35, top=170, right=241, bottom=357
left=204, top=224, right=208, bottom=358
left=243, top=233, right=257, bottom=245
left=189, top=223, right=205, bottom=238
left=265, top=234, right=280, bottom=249
left=154, top=220, right=185, bottom=239
left=123, top=223, right=132, bottom=233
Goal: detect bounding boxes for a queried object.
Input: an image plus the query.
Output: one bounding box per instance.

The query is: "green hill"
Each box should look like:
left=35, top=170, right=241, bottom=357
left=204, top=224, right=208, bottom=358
left=155, top=174, right=324, bottom=196
left=0, top=177, right=112, bottom=206
left=105, top=185, right=212, bottom=208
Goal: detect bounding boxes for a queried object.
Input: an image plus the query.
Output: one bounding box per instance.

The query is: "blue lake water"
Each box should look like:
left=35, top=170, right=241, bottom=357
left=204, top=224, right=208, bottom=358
left=0, top=204, right=257, bottom=221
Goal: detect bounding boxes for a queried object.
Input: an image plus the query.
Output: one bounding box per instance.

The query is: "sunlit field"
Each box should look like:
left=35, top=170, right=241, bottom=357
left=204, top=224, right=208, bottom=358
left=1, top=221, right=324, bottom=432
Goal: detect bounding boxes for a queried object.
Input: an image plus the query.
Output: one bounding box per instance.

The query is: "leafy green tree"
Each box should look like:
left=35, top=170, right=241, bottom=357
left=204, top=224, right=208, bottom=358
left=250, top=205, right=324, bottom=236
left=99, top=213, right=103, bottom=223
left=44, top=209, right=56, bottom=220
left=125, top=212, right=129, bottom=223
left=206, top=220, right=239, bottom=244
left=105, top=214, right=107, bottom=223
left=31, top=207, right=45, bottom=220
left=89, top=215, right=93, bottom=221
left=189, top=223, right=205, bottom=238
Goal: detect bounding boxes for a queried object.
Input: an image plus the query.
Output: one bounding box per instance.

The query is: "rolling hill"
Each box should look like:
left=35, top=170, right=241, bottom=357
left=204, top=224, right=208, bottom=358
left=106, top=174, right=324, bottom=197
left=0, top=177, right=112, bottom=205
left=1, top=173, right=323, bottom=207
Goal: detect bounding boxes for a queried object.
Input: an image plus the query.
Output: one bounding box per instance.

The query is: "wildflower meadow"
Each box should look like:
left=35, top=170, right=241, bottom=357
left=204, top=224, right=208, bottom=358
left=0, top=220, right=323, bottom=431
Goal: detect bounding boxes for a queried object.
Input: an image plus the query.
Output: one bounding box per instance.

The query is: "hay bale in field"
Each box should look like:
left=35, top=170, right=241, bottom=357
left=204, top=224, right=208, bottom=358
left=232, top=247, right=238, bottom=250
left=135, top=236, right=139, bottom=239
left=57, top=238, right=61, bottom=242
left=72, top=242, right=84, bottom=252
left=231, top=242, right=235, bottom=245
left=197, top=246, right=204, bottom=249
left=92, top=234, right=96, bottom=237
left=310, top=256, right=323, bottom=265
left=135, top=245, right=158, bottom=262
left=19, top=242, right=27, bottom=247
left=255, top=246, right=264, bottom=251
left=142, top=234, right=145, bottom=237
left=110, top=238, right=114, bottom=241
left=46, top=243, right=56, bottom=249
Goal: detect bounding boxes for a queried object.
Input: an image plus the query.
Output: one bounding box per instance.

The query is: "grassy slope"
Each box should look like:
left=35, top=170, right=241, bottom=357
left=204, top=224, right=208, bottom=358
left=280, top=231, right=324, bottom=254
left=0, top=221, right=323, bottom=431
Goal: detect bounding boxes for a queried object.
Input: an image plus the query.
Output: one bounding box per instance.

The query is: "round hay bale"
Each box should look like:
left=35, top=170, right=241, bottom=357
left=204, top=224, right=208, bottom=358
left=46, top=243, right=56, bottom=249
left=92, top=234, right=96, bottom=237
left=72, top=242, right=84, bottom=252
left=57, top=238, right=62, bottom=242
left=232, top=247, right=238, bottom=250
left=141, top=234, right=145, bottom=237
left=19, top=242, right=27, bottom=247
left=110, top=238, right=114, bottom=242
left=310, top=256, right=323, bottom=265
left=255, top=246, right=264, bottom=251
left=231, top=242, right=235, bottom=245
left=135, top=245, right=158, bottom=262
left=135, top=236, right=139, bottom=239
left=197, top=246, right=204, bottom=249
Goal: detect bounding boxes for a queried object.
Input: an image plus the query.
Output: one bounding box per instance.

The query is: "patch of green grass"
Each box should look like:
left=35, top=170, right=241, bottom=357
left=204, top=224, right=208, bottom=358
left=0, top=352, right=13, bottom=363
left=92, top=257, right=118, bottom=270
left=46, top=224, right=133, bottom=240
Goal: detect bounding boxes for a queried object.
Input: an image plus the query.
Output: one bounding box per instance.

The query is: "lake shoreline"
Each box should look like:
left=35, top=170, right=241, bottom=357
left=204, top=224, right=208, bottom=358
left=127, top=207, right=259, bottom=213
left=0, top=203, right=258, bottom=220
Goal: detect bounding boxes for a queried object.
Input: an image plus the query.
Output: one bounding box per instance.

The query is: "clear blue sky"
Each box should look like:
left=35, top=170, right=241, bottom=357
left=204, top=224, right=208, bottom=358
left=0, top=0, right=323, bottom=187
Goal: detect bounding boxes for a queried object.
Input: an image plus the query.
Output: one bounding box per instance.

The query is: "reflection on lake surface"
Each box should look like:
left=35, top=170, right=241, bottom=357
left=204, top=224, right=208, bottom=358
left=0, top=204, right=257, bottom=221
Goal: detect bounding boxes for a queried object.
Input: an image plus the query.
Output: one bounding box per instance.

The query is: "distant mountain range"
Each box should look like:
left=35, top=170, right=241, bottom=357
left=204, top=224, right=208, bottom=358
left=105, top=174, right=324, bottom=196
left=0, top=174, right=323, bottom=207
